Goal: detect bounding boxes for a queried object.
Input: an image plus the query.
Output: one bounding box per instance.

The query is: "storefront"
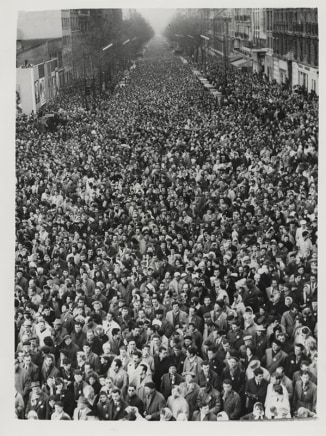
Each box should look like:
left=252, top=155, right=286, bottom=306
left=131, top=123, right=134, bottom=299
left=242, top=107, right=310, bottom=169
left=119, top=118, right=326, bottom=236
left=292, top=62, right=319, bottom=95
left=252, top=48, right=268, bottom=74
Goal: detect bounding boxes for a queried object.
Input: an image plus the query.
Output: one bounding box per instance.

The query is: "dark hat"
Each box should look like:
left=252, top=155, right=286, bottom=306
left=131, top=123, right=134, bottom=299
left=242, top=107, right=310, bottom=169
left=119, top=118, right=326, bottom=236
left=144, top=381, right=155, bottom=389
left=63, top=335, right=71, bottom=341
left=22, top=340, right=31, bottom=346
left=222, top=378, right=232, bottom=386
left=272, top=339, right=282, bottom=347
left=74, top=369, right=83, bottom=375
left=31, top=381, right=40, bottom=388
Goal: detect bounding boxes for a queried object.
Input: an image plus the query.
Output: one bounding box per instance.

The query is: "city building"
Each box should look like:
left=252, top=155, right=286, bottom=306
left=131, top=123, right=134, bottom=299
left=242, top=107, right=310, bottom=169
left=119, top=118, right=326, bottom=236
left=272, top=8, right=318, bottom=93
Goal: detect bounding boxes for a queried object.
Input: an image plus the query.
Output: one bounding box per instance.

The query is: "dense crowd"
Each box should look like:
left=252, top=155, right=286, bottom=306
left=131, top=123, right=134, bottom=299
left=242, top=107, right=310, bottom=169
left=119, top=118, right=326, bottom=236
left=15, top=36, right=318, bottom=421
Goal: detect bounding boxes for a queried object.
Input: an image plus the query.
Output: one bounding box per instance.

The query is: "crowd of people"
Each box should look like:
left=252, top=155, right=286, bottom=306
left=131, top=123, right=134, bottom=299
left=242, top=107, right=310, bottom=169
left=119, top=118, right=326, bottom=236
left=15, top=36, right=318, bottom=421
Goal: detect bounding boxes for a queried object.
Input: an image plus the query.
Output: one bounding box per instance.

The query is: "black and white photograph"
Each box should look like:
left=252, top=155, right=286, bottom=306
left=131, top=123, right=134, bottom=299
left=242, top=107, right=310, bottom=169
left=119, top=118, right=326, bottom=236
left=3, top=0, right=325, bottom=431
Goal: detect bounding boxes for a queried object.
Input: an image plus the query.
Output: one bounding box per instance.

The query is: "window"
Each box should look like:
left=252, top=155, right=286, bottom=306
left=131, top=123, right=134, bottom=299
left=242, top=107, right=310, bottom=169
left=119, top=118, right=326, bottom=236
left=299, top=71, right=308, bottom=88
left=311, top=79, right=316, bottom=92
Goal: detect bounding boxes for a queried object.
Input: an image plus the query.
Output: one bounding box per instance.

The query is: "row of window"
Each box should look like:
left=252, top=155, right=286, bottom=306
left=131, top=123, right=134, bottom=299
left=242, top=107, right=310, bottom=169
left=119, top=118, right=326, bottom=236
left=62, top=35, right=71, bottom=46
left=274, top=35, right=318, bottom=66
left=61, top=17, right=70, bottom=28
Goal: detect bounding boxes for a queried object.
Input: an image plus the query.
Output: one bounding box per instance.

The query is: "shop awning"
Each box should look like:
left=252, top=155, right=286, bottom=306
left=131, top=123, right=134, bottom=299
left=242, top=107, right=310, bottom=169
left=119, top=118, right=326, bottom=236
left=231, top=57, right=253, bottom=69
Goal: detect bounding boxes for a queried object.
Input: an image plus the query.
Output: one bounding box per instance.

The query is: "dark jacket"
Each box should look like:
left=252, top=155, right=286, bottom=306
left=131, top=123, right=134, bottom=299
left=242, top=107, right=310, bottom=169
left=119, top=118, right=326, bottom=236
left=144, top=390, right=166, bottom=421
left=107, top=398, right=129, bottom=420
left=293, top=381, right=317, bottom=413
left=245, top=377, right=268, bottom=412
left=222, top=390, right=242, bottom=420
left=160, top=372, right=183, bottom=399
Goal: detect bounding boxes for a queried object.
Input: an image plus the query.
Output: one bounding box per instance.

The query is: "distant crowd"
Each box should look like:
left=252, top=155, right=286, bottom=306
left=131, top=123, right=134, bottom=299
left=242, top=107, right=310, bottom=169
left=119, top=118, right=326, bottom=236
left=15, top=36, right=318, bottom=420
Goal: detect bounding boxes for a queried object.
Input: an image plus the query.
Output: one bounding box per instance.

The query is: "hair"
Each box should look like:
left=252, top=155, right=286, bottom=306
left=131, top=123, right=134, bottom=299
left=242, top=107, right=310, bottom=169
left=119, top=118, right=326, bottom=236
left=113, top=358, right=122, bottom=368
left=111, top=328, right=120, bottom=337
left=111, top=388, right=121, bottom=395
left=187, top=346, right=197, bottom=355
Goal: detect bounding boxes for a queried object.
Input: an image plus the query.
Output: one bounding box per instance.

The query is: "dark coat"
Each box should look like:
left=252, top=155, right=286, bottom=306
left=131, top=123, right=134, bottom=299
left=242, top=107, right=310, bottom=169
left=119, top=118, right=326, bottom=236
left=284, top=353, right=305, bottom=379
left=107, top=398, right=129, bottom=420
left=196, top=369, right=221, bottom=390
left=25, top=392, right=48, bottom=420
left=153, top=356, right=171, bottom=390
left=144, top=390, right=166, bottom=421
left=160, top=372, right=183, bottom=399
left=245, top=377, right=268, bottom=412
left=293, top=381, right=317, bottom=413
left=263, top=348, right=288, bottom=375
left=222, top=390, right=242, bottom=420
left=221, top=367, right=245, bottom=396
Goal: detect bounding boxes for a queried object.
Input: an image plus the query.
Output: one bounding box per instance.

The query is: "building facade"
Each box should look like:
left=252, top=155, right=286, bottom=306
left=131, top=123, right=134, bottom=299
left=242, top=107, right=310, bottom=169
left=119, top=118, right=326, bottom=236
left=171, top=7, right=319, bottom=94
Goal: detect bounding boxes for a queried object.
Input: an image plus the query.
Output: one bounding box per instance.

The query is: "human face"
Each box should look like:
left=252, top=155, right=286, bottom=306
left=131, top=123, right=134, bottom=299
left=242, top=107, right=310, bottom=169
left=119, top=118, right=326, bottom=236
left=223, top=383, right=232, bottom=393
left=128, top=386, right=136, bottom=397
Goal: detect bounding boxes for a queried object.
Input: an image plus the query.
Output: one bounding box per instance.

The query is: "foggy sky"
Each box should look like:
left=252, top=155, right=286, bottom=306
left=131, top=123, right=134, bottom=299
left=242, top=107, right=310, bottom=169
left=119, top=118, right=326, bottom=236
left=137, top=8, right=177, bottom=34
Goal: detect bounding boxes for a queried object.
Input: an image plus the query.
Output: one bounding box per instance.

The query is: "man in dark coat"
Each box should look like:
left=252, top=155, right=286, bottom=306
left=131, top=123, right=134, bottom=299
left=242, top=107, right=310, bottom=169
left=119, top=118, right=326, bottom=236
left=25, top=381, right=48, bottom=419
left=123, top=384, right=145, bottom=415
left=221, top=356, right=245, bottom=397
left=284, top=343, right=306, bottom=379
left=160, top=363, right=183, bottom=399
left=143, top=382, right=166, bottom=421
left=153, top=347, right=171, bottom=390
left=221, top=379, right=242, bottom=420
left=107, top=388, right=129, bottom=420
left=244, top=367, right=268, bottom=412
left=196, top=360, right=221, bottom=390
left=292, top=371, right=317, bottom=413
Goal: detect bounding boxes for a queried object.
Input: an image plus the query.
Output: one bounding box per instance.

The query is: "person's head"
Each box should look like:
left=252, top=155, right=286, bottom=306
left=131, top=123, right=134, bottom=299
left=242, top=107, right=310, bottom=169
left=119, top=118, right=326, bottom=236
left=254, top=367, right=264, bottom=382
left=186, top=346, right=197, bottom=358
left=99, top=391, right=108, bottom=403
left=44, top=355, right=53, bottom=367
left=127, top=384, right=136, bottom=397
left=253, top=402, right=264, bottom=417
left=294, top=343, right=304, bottom=356
left=273, top=384, right=284, bottom=398
left=197, top=399, right=209, bottom=415
left=111, top=388, right=121, bottom=404
left=54, top=400, right=64, bottom=413
left=159, top=346, right=168, bottom=359
left=132, top=351, right=142, bottom=364
left=169, top=363, right=177, bottom=375
left=112, top=358, right=122, bottom=372
left=144, top=381, right=155, bottom=396
left=271, top=339, right=282, bottom=353
left=222, top=379, right=232, bottom=393
left=300, top=370, right=310, bottom=385
left=228, top=356, right=238, bottom=369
